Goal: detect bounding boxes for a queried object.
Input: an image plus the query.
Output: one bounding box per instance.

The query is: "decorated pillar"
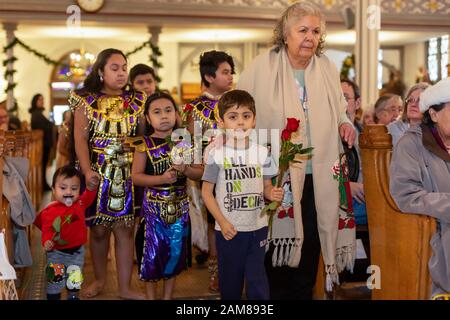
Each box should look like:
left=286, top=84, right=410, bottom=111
left=355, top=0, right=380, bottom=110
left=3, top=23, right=17, bottom=112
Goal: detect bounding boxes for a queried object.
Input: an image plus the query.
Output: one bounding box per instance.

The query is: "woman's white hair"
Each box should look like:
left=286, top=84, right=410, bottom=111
left=272, top=1, right=327, bottom=56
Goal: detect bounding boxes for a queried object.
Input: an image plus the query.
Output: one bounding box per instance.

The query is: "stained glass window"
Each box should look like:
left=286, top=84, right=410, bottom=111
left=428, top=38, right=438, bottom=82
left=441, top=35, right=448, bottom=79
left=428, top=36, right=449, bottom=82
left=378, top=49, right=383, bottom=90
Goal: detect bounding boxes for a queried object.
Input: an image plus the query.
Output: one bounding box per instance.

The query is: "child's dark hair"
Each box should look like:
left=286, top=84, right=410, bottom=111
left=52, top=165, right=83, bottom=188
left=144, top=91, right=179, bottom=135
left=423, top=103, right=446, bottom=127
left=218, top=90, right=256, bottom=120
left=129, top=64, right=157, bottom=84
left=340, top=78, right=360, bottom=100
left=199, top=50, right=235, bottom=88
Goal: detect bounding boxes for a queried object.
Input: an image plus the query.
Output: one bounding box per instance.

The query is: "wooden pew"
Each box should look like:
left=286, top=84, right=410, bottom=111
left=0, top=129, right=44, bottom=293
left=359, top=125, right=435, bottom=300
left=0, top=130, right=15, bottom=262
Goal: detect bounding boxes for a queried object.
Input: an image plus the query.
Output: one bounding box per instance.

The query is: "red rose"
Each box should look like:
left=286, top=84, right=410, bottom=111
left=338, top=218, right=345, bottom=229
left=281, top=129, right=291, bottom=141
left=287, top=207, right=294, bottom=218
left=286, top=118, right=300, bottom=132
left=347, top=219, right=355, bottom=229
left=183, top=104, right=193, bottom=113
left=278, top=210, right=286, bottom=219
left=123, top=100, right=129, bottom=109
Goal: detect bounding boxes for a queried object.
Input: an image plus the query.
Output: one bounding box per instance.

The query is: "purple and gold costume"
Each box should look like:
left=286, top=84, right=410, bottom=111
left=134, top=136, right=190, bottom=281
left=184, top=93, right=220, bottom=148
left=69, top=89, right=146, bottom=227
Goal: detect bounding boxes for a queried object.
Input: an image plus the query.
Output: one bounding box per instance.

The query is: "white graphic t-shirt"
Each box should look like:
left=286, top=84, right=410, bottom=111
left=202, top=142, right=274, bottom=232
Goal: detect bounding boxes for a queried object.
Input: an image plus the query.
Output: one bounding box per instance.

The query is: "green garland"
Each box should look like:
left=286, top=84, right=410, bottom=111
left=2, top=37, right=164, bottom=102
left=125, top=40, right=163, bottom=82
left=340, top=54, right=355, bottom=80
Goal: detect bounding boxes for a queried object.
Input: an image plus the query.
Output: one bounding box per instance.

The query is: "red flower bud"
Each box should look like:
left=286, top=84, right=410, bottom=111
left=183, top=104, right=193, bottom=113
left=338, top=218, right=345, bottom=229
left=347, top=219, right=355, bottom=229
left=287, top=207, right=294, bottom=218
left=286, top=118, right=300, bottom=132
left=281, top=129, right=291, bottom=141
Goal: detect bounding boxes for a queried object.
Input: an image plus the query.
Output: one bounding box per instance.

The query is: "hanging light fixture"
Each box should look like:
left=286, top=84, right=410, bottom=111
left=69, top=46, right=95, bottom=79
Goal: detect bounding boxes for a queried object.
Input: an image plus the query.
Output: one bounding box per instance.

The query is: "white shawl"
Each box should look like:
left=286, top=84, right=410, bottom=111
left=238, top=47, right=355, bottom=290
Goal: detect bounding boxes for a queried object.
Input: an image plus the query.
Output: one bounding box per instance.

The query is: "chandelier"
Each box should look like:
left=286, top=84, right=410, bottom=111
left=69, top=49, right=95, bottom=78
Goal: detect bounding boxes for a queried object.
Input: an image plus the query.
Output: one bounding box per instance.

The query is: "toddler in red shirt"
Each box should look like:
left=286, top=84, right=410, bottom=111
left=34, top=165, right=99, bottom=300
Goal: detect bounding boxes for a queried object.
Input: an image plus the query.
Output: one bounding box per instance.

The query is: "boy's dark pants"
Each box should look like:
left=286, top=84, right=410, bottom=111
left=215, top=226, right=269, bottom=300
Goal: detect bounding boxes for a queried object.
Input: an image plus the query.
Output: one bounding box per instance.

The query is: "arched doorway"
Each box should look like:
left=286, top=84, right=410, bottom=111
left=49, top=49, right=95, bottom=124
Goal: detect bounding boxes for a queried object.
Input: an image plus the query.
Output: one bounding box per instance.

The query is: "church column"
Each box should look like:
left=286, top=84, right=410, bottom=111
left=243, top=43, right=258, bottom=70
left=3, top=23, right=17, bottom=111
left=355, top=0, right=380, bottom=110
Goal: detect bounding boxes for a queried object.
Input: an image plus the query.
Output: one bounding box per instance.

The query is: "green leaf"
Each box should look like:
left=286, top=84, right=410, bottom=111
left=267, top=201, right=279, bottom=210
left=46, top=265, right=55, bottom=282
left=53, top=234, right=60, bottom=241
left=64, top=215, right=72, bottom=224
left=52, top=216, right=61, bottom=232
left=56, top=239, right=69, bottom=246
left=300, top=147, right=314, bottom=154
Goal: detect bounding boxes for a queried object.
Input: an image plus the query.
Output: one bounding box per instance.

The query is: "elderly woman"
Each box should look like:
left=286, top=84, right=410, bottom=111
left=374, top=93, right=402, bottom=126
left=388, top=82, right=430, bottom=146
left=390, top=77, right=450, bottom=299
left=238, top=1, right=355, bottom=299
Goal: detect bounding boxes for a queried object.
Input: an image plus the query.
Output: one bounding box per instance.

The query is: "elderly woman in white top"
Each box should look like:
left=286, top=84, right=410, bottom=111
left=390, top=77, right=450, bottom=299
left=388, top=82, right=430, bottom=147
left=238, top=1, right=355, bottom=299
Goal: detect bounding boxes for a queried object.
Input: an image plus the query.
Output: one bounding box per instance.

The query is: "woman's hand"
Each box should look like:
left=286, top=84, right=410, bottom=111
left=219, top=220, right=237, bottom=241
left=350, top=182, right=365, bottom=204
left=339, top=123, right=356, bottom=148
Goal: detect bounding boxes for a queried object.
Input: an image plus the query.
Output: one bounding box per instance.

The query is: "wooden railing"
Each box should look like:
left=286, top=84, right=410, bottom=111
left=359, top=125, right=435, bottom=300
left=0, top=129, right=43, bottom=277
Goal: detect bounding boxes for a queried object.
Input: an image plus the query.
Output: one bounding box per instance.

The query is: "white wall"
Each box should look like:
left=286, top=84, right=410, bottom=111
left=403, top=42, right=426, bottom=89
left=324, top=48, right=353, bottom=75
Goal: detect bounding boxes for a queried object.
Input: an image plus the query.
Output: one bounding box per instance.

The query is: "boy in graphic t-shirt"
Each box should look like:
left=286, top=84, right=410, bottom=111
left=201, top=89, right=284, bottom=300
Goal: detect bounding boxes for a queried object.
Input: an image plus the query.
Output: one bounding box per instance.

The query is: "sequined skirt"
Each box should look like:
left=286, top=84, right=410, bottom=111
left=138, top=187, right=190, bottom=281
left=86, top=147, right=134, bottom=228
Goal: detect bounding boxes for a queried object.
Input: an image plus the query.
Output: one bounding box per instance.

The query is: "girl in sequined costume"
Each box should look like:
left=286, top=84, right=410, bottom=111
left=182, top=50, right=235, bottom=292
left=132, top=92, right=203, bottom=300
left=71, top=48, right=146, bottom=300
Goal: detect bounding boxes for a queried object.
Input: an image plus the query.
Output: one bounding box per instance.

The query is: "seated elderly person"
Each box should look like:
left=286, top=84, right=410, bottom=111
left=374, top=94, right=402, bottom=126
left=390, top=77, right=450, bottom=299
left=388, top=83, right=430, bottom=147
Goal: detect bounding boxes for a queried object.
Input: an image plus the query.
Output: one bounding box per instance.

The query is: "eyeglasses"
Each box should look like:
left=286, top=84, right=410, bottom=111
left=383, top=106, right=401, bottom=113
left=406, top=97, right=420, bottom=105
left=343, top=95, right=355, bottom=102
